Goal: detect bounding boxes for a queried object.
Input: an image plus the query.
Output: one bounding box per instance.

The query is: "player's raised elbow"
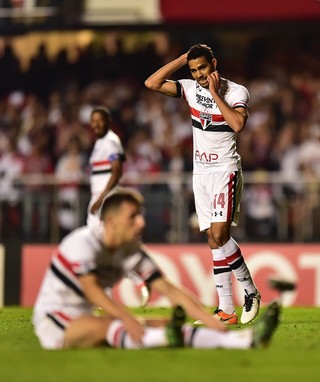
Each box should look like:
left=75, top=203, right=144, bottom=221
left=232, top=109, right=248, bottom=133
left=233, top=122, right=246, bottom=133
left=229, top=119, right=246, bottom=133
left=144, top=77, right=160, bottom=91
left=145, top=78, right=177, bottom=97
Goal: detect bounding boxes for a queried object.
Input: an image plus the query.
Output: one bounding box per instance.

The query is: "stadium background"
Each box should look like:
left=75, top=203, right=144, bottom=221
left=0, top=0, right=320, bottom=306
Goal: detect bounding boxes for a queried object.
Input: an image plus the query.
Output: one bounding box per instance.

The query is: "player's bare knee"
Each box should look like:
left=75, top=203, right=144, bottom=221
left=212, top=233, right=229, bottom=247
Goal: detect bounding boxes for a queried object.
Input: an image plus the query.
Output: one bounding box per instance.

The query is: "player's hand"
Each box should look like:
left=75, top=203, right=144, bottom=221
left=122, top=315, right=145, bottom=345
left=90, top=199, right=102, bottom=214
left=208, top=71, right=220, bottom=94
left=181, top=52, right=188, bottom=65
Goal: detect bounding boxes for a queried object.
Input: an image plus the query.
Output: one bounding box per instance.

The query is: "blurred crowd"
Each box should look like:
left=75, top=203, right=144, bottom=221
left=0, top=31, right=320, bottom=242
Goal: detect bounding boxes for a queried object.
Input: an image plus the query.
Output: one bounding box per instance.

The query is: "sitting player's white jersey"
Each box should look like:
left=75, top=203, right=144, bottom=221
left=176, top=78, right=249, bottom=174
left=89, top=130, right=125, bottom=209
left=33, top=226, right=162, bottom=327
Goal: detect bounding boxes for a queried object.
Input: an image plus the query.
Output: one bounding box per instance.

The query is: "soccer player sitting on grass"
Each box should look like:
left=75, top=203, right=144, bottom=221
left=33, top=188, right=279, bottom=350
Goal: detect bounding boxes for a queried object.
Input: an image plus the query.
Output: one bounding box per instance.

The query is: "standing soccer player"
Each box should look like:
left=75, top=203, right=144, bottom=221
left=87, top=107, right=149, bottom=306
left=87, top=106, right=125, bottom=226
left=145, top=43, right=260, bottom=324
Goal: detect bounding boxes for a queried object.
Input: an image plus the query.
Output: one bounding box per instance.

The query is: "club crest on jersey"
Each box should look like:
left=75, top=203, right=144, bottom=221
left=199, top=112, right=212, bottom=129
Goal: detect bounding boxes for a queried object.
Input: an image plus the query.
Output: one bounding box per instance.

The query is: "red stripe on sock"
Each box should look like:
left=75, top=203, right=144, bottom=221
left=226, top=248, right=242, bottom=264
left=213, top=258, right=229, bottom=267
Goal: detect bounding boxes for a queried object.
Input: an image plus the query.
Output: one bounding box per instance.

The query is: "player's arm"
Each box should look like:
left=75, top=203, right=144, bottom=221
left=208, top=71, right=249, bottom=133
left=90, top=158, right=123, bottom=214
left=150, top=277, right=227, bottom=331
left=79, top=272, right=145, bottom=343
left=144, top=53, right=188, bottom=97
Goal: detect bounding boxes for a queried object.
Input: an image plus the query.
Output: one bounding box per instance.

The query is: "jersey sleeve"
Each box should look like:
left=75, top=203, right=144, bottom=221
left=229, top=84, right=250, bottom=109
left=132, top=245, right=163, bottom=284
left=58, top=230, right=97, bottom=276
left=108, top=135, right=126, bottom=162
left=109, top=151, right=126, bottom=163
left=176, top=79, right=194, bottom=100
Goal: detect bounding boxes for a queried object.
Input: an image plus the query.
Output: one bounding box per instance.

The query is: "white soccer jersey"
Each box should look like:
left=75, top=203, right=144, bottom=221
left=33, top=226, right=162, bottom=326
left=89, top=130, right=125, bottom=206
left=176, top=78, right=249, bottom=173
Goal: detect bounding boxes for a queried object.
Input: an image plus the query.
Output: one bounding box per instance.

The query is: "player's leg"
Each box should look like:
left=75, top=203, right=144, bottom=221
left=109, top=303, right=280, bottom=350
left=34, top=313, right=111, bottom=349
left=64, top=316, right=111, bottom=348
left=193, top=173, right=236, bottom=324
left=34, top=314, right=170, bottom=350
left=219, top=236, right=261, bottom=324
left=65, top=315, right=169, bottom=349
left=107, top=306, right=186, bottom=349
left=185, top=325, right=252, bottom=349
left=207, top=227, right=237, bottom=323
left=210, top=222, right=260, bottom=323
left=186, top=301, right=280, bottom=349
left=63, top=307, right=184, bottom=350
left=209, top=171, right=261, bottom=324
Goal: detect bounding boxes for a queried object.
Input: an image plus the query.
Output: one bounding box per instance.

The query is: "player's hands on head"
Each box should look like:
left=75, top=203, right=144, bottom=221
left=181, top=52, right=188, bottom=65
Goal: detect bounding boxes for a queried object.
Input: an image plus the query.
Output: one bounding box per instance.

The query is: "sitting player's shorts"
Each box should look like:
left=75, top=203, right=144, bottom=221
left=193, top=170, right=243, bottom=232
left=34, top=315, right=68, bottom=350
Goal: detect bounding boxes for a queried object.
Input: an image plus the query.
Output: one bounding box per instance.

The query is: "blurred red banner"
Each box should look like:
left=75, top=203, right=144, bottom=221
left=21, top=243, right=320, bottom=307
left=160, top=0, right=320, bottom=23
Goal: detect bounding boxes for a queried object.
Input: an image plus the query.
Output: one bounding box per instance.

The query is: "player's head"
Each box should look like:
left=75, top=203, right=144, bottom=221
left=100, top=188, right=145, bottom=245
left=187, top=44, right=215, bottom=63
left=187, top=44, right=217, bottom=88
left=90, top=106, right=112, bottom=138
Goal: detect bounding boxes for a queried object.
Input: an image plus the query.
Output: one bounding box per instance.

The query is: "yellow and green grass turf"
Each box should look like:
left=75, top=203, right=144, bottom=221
left=0, top=306, right=319, bottom=382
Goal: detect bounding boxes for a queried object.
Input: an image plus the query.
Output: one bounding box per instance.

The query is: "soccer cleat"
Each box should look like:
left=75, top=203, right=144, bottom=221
left=241, top=289, right=261, bottom=324
left=193, top=308, right=238, bottom=325
left=251, top=300, right=280, bottom=348
left=214, top=308, right=239, bottom=325
left=166, top=305, right=186, bottom=348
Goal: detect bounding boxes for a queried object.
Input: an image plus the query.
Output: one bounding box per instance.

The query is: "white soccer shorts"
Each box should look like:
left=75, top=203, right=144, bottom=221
left=193, top=170, right=243, bottom=232
left=34, top=316, right=66, bottom=350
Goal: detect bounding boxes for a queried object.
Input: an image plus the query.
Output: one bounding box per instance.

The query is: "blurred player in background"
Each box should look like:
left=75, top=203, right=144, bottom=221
left=33, top=187, right=279, bottom=350
left=87, top=106, right=125, bottom=225
left=87, top=106, right=150, bottom=306
left=145, top=43, right=260, bottom=324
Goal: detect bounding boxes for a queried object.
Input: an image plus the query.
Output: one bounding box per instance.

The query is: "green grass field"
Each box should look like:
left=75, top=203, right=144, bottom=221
left=0, top=306, right=319, bottom=382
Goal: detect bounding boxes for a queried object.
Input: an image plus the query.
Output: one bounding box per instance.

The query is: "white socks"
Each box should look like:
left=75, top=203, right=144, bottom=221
left=222, top=238, right=257, bottom=295
left=212, top=237, right=258, bottom=312
left=188, top=326, right=253, bottom=349
left=106, top=320, right=167, bottom=349
left=106, top=320, right=253, bottom=350
left=212, top=248, right=234, bottom=314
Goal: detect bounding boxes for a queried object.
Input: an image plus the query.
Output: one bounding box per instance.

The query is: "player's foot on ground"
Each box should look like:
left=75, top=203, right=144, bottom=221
left=251, top=300, right=280, bottom=348
left=241, top=289, right=261, bottom=324
left=193, top=308, right=238, bottom=325
left=213, top=308, right=238, bottom=325
left=166, top=305, right=186, bottom=347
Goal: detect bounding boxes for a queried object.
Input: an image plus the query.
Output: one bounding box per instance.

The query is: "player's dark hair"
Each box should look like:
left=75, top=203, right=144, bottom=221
left=91, top=106, right=111, bottom=123
left=187, top=44, right=214, bottom=63
left=100, top=188, right=144, bottom=219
